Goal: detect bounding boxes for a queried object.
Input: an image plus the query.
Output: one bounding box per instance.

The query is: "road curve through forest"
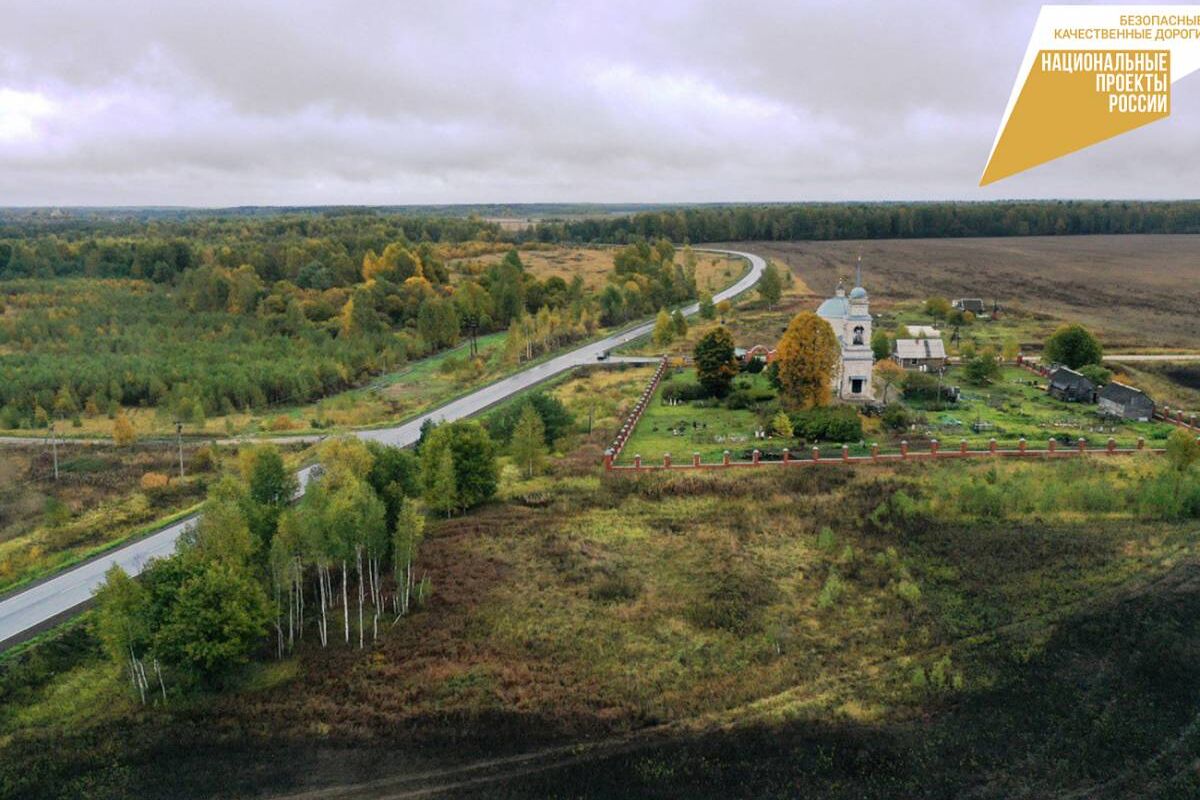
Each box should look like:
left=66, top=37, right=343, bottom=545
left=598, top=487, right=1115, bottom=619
left=0, top=248, right=765, bottom=651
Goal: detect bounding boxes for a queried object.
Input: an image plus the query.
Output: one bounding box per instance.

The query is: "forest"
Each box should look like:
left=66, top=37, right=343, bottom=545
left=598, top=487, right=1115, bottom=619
left=0, top=215, right=696, bottom=431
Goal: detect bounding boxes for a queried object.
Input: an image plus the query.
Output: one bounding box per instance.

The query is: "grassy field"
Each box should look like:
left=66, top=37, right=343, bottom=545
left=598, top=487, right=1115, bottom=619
left=3, top=456, right=1200, bottom=798
left=0, top=441, right=312, bottom=596
left=748, top=235, right=1200, bottom=351
left=617, top=362, right=1176, bottom=466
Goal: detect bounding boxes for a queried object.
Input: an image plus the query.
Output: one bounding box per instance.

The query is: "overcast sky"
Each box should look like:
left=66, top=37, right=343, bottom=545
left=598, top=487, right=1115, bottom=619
left=1, top=0, right=1197, bottom=206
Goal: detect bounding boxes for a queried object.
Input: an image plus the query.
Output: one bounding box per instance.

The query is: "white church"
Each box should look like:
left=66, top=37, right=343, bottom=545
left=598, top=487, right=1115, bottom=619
left=815, top=259, right=875, bottom=401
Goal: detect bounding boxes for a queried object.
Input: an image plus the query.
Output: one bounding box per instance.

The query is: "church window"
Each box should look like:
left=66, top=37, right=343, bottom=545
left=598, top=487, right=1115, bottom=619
left=851, top=378, right=864, bottom=394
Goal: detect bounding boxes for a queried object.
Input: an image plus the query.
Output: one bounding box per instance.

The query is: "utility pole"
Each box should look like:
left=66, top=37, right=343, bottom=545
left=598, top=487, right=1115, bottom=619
left=175, top=421, right=184, bottom=479
left=49, top=422, right=59, bottom=481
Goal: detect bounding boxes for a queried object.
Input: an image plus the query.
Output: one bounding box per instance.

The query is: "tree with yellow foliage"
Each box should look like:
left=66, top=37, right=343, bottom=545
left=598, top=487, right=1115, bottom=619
left=775, top=311, right=840, bottom=409
left=113, top=411, right=137, bottom=447
left=362, top=243, right=422, bottom=283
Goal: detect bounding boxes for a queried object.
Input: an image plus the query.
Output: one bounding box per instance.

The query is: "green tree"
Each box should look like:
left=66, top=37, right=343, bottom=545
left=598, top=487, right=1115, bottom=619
left=870, top=329, right=891, bottom=361
left=392, top=498, right=427, bottom=616
left=417, top=296, right=460, bottom=349
left=757, top=261, right=783, bottom=307
left=421, top=421, right=498, bottom=513
left=154, top=561, right=270, bottom=685
left=94, top=565, right=155, bottom=702
left=1044, top=323, right=1103, bottom=369
left=694, top=326, right=740, bottom=398
left=698, top=292, right=716, bottom=320
left=186, top=476, right=255, bottom=568
left=924, top=297, right=951, bottom=318
left=510, top=403, right=548, bottom=478
left=769, top=411, right=794, bottom=438
left=671, top=308, right=688, bottom=337
left=1079, top=364, right=1113, bottom=386
left=1166, top=428, right=1200, bottom=472
left=963, top=352, right=1001, bottom=385
left=423, top=443, right=458, bottom=517
left=652, top=308, right=674, bottom=347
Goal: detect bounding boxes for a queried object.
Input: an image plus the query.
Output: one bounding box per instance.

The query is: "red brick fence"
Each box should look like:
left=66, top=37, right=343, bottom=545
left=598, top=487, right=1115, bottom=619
left=1158, top=406, right=1200, bottom=429
left=605, top=357, right=668, bottom=464
left=604, top=435, right=1187, bottom=472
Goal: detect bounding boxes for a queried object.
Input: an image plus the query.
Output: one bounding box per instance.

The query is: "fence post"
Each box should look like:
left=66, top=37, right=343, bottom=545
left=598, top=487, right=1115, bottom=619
left=693, top=452, right=701, bottom=467
left=634, top=454, right=642, bottom=471
left=752, top=449, right=761, bottom=465
left=960, top=438, right=968, bottom=455
left=1048, top=438, right=1057, bottom=454
left=723, top=450, right=731, bottom=466
left=1019, top=437, right=1027, bottom=455
left=1107, top=437, right=1116, bottom=454
left=603, top=449, right=614, bottom=470
left=663, top=453, right=672, bottom=468
left=1078, top=437, right=1087, bottom=454
left=871, top=443, right=879, bottom=461
left=900, top=440, right=909, bottom=459
left=812, top=446, right=820, bottom=462
left=989, top=438, right=997, bottom=455
left=782, top=447, right=791, bottom=464
left=1137, top=437, right=1145, bottom=451
left=930, top=439, right=939, bottom=457
left=841, top=444, right=850, bottom=462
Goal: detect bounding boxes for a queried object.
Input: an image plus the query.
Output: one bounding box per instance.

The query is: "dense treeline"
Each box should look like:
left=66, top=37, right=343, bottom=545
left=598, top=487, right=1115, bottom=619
left=5, top=202, right=1200, bottom=282
left=530, top=200, right=1200, bottom=243
left=0, top=213, right=502, bottom=282
left=0, top=240, right=612, bottom=429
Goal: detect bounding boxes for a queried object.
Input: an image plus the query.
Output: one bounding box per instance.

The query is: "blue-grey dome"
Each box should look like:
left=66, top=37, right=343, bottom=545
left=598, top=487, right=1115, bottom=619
left=816, top=296, right=849, bottom=319
left=849, top=286, right=868, bottom=300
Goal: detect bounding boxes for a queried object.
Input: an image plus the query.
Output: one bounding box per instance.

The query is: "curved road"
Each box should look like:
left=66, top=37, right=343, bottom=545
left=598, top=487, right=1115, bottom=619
left=0, top=248, right=765, bottom=651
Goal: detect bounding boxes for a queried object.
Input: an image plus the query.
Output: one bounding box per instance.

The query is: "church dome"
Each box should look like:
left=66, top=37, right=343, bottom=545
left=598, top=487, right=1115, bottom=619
left=816, top=296, right=849, bottom=319
left=849, top=286, right=868, bottom=300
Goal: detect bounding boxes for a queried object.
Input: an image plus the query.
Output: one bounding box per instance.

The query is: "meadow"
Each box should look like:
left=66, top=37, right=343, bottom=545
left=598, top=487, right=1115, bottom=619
left=3, top=452, right=1200, bottom=798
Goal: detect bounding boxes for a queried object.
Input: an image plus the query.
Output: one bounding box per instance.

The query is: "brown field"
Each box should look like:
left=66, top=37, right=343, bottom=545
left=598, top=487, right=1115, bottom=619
left=746, top=235, right=1200, bottom=349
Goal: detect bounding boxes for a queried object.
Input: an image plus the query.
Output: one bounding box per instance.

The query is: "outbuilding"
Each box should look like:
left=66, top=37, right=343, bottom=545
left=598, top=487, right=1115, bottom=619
left=1097, top=381, right=1155, bottom=421
left=1047, top=366, right=1096, bottom=403
left=893, top=338, right=947, bottom=371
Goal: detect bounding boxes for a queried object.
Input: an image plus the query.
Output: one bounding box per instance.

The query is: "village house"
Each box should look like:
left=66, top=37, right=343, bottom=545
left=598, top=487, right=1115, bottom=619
left=952, top=298, right=986, bottom=315
left=1097, top=381, right=1155, bottom=421
left=893, top=337, right=947, bottom=371
left=1047, top=366, right=1096, bottom=403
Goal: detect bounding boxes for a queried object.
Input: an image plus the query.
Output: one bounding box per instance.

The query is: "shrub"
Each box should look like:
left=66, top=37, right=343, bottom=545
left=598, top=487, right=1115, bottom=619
left=816, top=570, right=846, bottom=609
left=725, top=386, right=775, bottom=410
left=816, top=526, right=837, bottom=550
left=268, top=415, right=296, bottom=432
left=661, top=380, right=709, bottom=404
left=881, top=404, right=912, bottom=431
left=191, top=445, right=218, bottom=472
left=790, top=406, right=863, bottom=442
left=689, top=567, right=775, bottom=634
left=588, top=572, right=641, bottom=604
left=896, top=580, right=922, bottom=606
left=1165, top=428, right=1200, bottom=472
left=140, top=472, right=170, bottom=491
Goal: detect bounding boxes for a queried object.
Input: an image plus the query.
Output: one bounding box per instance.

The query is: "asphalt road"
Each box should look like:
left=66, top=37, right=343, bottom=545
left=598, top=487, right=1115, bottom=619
left=0, top=248, right=764, bottom=651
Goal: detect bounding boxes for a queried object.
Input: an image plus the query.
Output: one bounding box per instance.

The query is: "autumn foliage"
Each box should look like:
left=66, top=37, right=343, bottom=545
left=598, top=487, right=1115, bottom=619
left=775, top=311, right=840, bottom=409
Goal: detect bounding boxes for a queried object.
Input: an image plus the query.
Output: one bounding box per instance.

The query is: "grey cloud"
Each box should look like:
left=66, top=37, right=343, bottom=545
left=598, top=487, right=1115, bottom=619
left=0, top=0, right=1197, bottom=205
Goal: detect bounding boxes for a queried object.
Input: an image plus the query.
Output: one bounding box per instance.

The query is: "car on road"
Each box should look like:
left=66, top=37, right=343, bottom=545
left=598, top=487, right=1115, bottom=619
left=597, top=350, right=609, bottom=361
